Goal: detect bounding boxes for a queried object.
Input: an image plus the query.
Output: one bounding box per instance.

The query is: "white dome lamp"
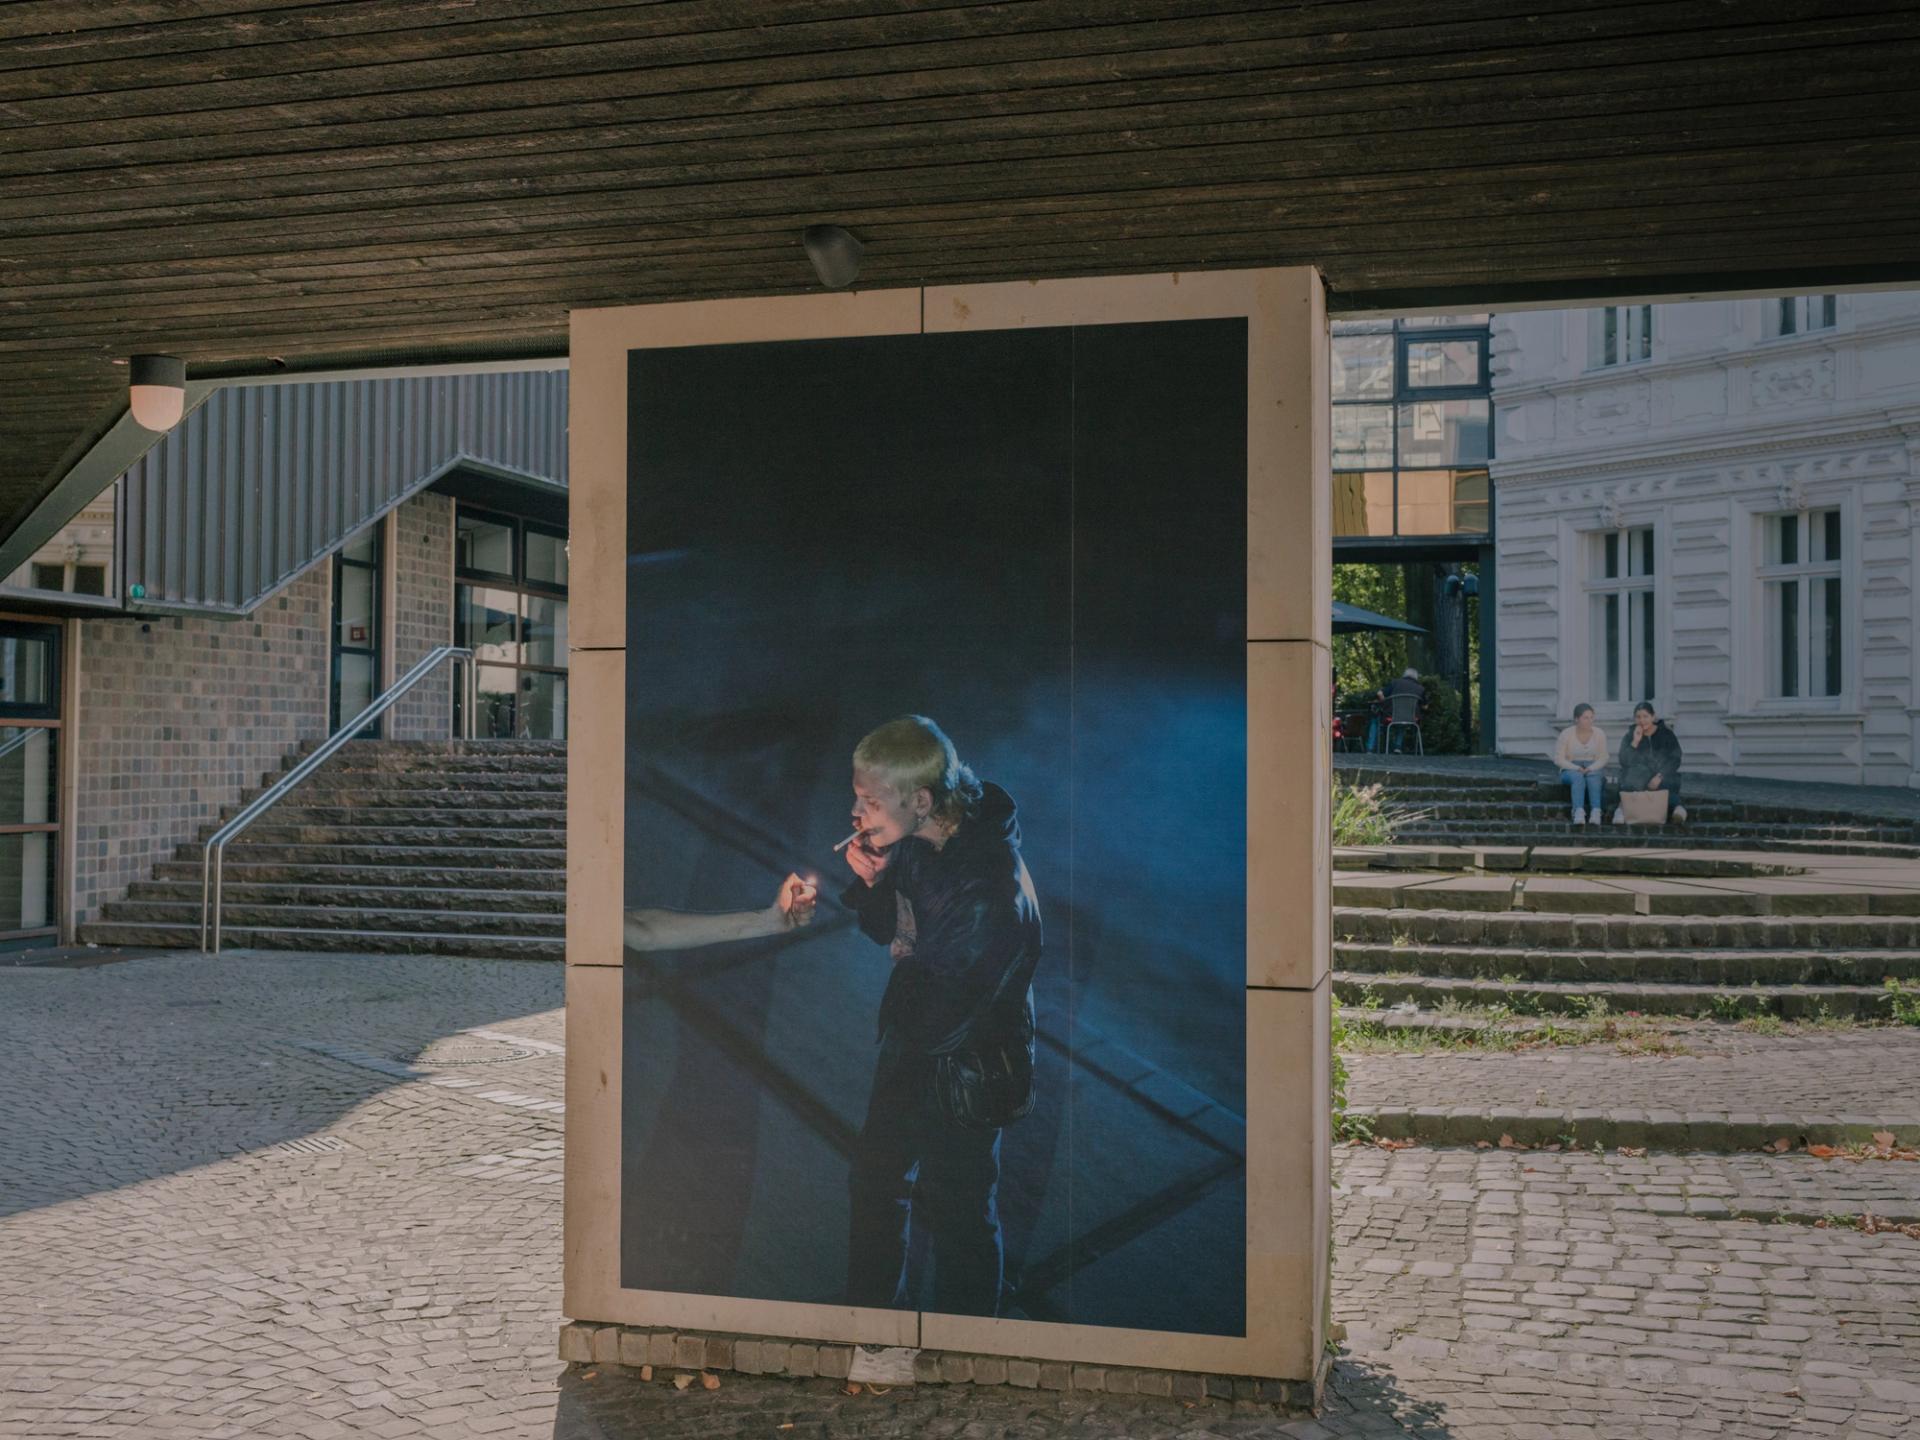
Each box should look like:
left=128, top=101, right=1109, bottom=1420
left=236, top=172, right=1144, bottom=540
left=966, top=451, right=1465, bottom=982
left=802, top=225, right=864, bottom=289
left=128, top=354, right=186, bottom=432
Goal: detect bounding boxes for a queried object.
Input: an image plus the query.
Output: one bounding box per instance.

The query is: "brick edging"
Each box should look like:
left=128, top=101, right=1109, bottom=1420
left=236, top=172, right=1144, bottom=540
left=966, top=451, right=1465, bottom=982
left=1353, top=1106, right=1920, bottom=1152
left=556, top=1323, right=1327, bottom=1411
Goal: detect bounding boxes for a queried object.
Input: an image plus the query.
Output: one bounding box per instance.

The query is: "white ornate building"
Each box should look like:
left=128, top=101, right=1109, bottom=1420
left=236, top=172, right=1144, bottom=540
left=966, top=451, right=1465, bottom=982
left=1492, top=291, right=1920, bottom=786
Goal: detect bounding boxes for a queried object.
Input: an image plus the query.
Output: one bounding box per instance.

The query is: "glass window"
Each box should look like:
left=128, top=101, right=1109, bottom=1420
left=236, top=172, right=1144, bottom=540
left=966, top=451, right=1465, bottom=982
left=340, top=525, right=380, bottom=565
left=457, top=586, right=522, bottom=665
left=1588, top=527, right=1656, bottom=703
left=29, top=564, right=62, bottom=591
left=1333, top=472, right=1394, bottom=538
left=525, top=526, right=569, bottom=591
left=0, top=727, right=55, bottom=826
left=1394, top=470, right=1489, bottom=536
left=336, top=562, right=375, bottom=650
left=1331, top=334, right=1394, bottom=400
left=3, top=485, right=117, bottom=602
left=456, top=512, right=516, bottom=580
left=336, top=651, right=375, bottom=729
left=1403, top=339, right=1482, bottom=390
left=0, top=629, right=56, bottom=714
left=71, top=565, right=107, bottom=597
left=1396, top=314, right=1490, bottom=326
left=1397, top=400, right=1490, bottom=467
left=524, top=596, right=568, bottom=668
left=1761, top=509, right=1843, bottom=700
left=0, top=831, right=54, bottom=933
left=1588, top=305, right=1653, bottom=368
left=472, top=664, right=520, bottom=739
left=1768, top=295, right=1837, bottom=337
left=1333, top=405, right=1395, bottom=468
left=518, top=672, right=568, bottom=741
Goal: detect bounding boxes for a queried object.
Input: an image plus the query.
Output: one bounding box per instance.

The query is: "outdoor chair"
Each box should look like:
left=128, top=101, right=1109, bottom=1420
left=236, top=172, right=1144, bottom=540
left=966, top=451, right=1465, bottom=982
left=1384, top=693, right=1424, bottom=755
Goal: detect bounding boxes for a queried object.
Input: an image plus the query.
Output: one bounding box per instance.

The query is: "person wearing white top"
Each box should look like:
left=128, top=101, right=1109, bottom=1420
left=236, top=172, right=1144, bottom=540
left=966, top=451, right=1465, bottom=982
left=1553, top=703, right=1609, bottom=825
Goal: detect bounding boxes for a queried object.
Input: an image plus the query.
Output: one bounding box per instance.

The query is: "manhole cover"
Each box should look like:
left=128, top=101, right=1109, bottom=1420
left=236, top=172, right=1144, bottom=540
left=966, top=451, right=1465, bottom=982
left=410, top=1037, right=537, bottom=1067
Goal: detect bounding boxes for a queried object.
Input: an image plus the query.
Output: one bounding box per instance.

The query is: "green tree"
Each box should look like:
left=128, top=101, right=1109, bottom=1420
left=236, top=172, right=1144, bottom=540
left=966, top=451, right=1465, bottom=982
left=1331, top=563, right=1407, bottom=702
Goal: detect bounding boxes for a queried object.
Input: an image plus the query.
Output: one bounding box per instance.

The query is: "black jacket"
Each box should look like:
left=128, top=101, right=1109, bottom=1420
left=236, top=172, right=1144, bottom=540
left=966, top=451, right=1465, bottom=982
left=840, top=781, right=1042, bottom=1057
left=1619, top=721, right=1682, bottom=790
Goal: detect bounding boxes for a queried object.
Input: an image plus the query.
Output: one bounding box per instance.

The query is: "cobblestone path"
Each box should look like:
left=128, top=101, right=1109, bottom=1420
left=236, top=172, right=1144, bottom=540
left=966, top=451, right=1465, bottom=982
left=4, top=952, right=1918, bottom=1438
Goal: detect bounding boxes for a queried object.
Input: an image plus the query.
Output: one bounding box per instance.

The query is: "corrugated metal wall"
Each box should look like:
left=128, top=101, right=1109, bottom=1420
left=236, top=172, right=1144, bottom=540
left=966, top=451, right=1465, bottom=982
left=119, top=368, right=568, bottom=613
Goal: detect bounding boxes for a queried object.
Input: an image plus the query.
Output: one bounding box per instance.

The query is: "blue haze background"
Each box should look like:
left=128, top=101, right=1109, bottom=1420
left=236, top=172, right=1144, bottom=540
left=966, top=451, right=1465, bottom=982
left=621, top=321, right=1248, bottom=1335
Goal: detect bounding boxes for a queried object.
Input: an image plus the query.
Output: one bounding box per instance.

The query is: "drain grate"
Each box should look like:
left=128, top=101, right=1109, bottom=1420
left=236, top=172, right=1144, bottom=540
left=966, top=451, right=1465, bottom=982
left=411, top=1037, right=537, bottom=1067
left=275, top=1135, right=348, bottom=1156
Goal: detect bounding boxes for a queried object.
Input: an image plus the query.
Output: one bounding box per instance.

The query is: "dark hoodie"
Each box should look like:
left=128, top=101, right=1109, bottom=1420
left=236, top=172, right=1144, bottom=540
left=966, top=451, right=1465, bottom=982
left=1619, top=720, right=1682, bottom=791
left=840, top=781, right=1043, bottom=1058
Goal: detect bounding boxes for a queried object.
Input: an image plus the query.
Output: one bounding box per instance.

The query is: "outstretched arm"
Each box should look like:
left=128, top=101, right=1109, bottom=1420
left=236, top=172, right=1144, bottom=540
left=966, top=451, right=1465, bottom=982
left=624, top=874, right=816, bottom=953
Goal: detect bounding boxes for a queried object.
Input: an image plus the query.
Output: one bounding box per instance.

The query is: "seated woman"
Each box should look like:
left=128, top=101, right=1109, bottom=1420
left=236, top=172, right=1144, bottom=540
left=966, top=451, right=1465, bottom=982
left=1553, top=702, right=1608, bottom=825
left=1615, top=701, right=1687, bottom=824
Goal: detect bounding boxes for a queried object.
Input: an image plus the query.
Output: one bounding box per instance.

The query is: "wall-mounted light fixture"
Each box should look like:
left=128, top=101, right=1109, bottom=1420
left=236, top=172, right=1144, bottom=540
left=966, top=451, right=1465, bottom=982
left=128, top=354, right=186, bottom=432
left=802, top=225, right=864, bottom=289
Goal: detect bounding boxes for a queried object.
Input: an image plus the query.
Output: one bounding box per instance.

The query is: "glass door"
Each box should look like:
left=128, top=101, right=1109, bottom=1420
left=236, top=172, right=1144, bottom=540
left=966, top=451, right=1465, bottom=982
left=0, top=621, right=60, bottom=947
left=331, top=525, right=382, bottom=736
left=453, top=507, right=568, bottom=740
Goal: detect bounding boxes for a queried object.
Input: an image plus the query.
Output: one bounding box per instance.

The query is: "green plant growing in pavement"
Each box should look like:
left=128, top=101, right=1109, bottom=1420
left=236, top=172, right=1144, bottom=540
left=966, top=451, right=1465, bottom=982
left=1739, top=1013, right=1785, bottom=1036
left=1887, top=978, right=1920, bottom=1026
left=1330, top=999, right=1374, bottom=1143
left=1356, top=983, right=1385, bottom=1011
left=1389, top=932, right=1411, bottom=949
left=1333, top=779, right=1402, bottom=847
left=1709, top=991, right=1749, bottom=1021
left=1570, top=994, right=1611, bottom=1023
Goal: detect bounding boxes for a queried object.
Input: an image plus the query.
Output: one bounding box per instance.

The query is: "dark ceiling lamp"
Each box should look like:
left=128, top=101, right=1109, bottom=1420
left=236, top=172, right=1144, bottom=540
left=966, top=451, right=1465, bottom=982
left=803, top=225, right=865, bottom=289
left=128, top=353, right=186, bottom=432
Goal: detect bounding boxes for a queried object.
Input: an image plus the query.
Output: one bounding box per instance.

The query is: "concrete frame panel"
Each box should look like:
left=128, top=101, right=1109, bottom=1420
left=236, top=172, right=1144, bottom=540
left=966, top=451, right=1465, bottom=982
left=565, top=268, right=1332, bottom=1379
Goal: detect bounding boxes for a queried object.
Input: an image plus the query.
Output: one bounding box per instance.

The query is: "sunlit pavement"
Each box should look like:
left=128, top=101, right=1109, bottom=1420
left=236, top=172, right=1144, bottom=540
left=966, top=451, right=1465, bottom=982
left=3, top=951, right=1917, bottom=1438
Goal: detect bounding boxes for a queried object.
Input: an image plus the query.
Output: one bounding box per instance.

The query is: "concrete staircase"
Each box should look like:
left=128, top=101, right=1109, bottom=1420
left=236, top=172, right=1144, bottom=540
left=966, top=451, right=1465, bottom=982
left=79, top=740, right=565, bottom=960
left=1333, top=846, right=1914, bottom=1022
left=1340, top=762, right=1920, bottom=857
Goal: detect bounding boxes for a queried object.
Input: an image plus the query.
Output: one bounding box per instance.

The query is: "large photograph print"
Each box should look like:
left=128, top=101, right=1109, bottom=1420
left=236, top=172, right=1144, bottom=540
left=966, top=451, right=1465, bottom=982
left=622, top=319, right=1248, bottom=1336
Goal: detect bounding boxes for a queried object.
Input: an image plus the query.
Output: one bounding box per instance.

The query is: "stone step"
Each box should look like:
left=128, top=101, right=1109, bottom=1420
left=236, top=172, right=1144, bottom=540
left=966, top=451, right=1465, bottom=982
left=1333, top=970, right=1894, bottom=1020
left=1335, top=905, right=1920, bottom=950
left=151, top=860, right=566, bottom=889
left=1334, top=876, right=1920, bottom=917
left=308, top=750, right=567, bottom=775
left=98, top=899, right=566, bottom=936
left=295, top=771, right=567, bottom=794
left=172, top=841, right=565, bottom=868
left=75, top=918, right=564, bottom=961
left=1346, top=1105, right=1920, bottom=1153
left=1398, top=817, right=1912, bottom=840
left=128, top=879, right=566, bottom=914
left=193, top=824, right=568, bottom=849
left=212, top=805, right=566, bottom=830
left=1335, top=940, right=1920, bottom=986
left=1390, top=828, right=1920, bottom=858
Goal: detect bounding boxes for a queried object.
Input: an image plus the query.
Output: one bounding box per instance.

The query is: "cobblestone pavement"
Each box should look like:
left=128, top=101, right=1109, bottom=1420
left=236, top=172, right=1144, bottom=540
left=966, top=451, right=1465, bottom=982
left=1348, top=1026, right=1920, bottom=1124
left=5, top=952, right=1920, bottom=1438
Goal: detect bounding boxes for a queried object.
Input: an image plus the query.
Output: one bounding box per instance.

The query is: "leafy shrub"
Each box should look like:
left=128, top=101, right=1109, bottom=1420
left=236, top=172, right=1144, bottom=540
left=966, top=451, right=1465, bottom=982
left=1417, top=673, right=1467, bottom=754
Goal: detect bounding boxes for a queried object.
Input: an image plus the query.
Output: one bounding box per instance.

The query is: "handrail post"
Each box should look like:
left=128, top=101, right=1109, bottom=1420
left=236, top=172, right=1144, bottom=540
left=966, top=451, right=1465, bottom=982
left=199, top=645, right=472, bottom=955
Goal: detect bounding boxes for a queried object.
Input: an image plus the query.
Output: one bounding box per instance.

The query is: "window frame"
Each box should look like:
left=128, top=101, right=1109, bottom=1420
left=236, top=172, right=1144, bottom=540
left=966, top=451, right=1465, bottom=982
left=1764, top=294, right=1839, bottom=339
left=1586, top=304, right=1655, bottom=370
left=1757, top=507, right=1845, bottom=703
left=1584, top=525, right=1658, bottom=707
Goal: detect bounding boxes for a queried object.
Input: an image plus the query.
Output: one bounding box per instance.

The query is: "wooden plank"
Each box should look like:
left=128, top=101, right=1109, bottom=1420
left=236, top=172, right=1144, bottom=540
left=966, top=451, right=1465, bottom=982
left=3, top=0, right=1910, bottom=144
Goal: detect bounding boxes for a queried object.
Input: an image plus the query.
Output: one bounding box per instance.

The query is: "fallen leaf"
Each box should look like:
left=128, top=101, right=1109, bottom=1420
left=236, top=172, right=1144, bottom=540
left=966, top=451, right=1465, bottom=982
left=1617, top=1146, right=1647, bottom=1157
left=1542, top=1144, right=1562, bottom=1153
left=701, top=1373, right=720, bottom=1391
left=1374, top=1137, right=1415, bottom=1151
left=1498, top=1133, right=1518, bottom=1149
left=673, top=1374, right=694, bottom=1391
left=1766, top=1137, right=1793, bottom=1153
left=582, top=1370, right=597, bottom=1381
left=1873, top=1130, right=1896, bottom=1150
left=844, top=1383, right=861, bottom=1397
left=1808, top=1144, right=1839, bottom=1159
left=1474, top=1139, right=1492, bottom=1149
left=640, top=1365, right=652, bottom=1381
left=780, top=1426, right=795, bottom=1432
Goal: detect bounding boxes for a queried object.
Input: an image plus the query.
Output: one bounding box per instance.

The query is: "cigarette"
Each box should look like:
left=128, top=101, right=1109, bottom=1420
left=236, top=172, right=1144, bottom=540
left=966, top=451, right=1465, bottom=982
left=833, top=827, right=869, bottom=853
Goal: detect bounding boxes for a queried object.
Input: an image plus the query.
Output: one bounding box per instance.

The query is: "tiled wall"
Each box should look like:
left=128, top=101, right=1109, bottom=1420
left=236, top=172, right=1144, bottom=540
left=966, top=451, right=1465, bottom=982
left=389, top=493, right=454, bottom=740
left=71, top=566, right=331, bottom=926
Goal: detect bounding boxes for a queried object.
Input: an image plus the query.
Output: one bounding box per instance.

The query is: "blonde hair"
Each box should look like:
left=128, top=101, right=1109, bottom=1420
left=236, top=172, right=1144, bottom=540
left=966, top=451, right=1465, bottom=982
left=853, top=715, right=982, bottom=826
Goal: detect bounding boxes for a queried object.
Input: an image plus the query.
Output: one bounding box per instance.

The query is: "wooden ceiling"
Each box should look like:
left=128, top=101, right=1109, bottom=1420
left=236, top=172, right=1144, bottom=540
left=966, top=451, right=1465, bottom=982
left=5, top=0, right=1920, bottom=539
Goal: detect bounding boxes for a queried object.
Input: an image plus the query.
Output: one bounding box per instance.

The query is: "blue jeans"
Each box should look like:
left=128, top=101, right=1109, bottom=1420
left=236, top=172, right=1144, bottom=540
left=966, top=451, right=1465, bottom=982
left=1561, top=768, right=1603, bottom=815
left=847, top=1051, right=1005, bottom=1316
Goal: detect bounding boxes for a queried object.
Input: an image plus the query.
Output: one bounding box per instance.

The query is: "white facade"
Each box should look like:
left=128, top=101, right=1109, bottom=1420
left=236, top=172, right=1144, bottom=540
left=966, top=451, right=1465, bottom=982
left=1492, top=291, right=1920, bottom=786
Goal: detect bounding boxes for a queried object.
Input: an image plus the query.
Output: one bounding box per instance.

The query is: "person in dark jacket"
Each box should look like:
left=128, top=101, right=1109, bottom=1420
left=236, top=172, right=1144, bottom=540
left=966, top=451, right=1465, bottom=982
left=1615, top=701, right=1687, bottom=824
left=839, top=715, right=1042, bottom=1317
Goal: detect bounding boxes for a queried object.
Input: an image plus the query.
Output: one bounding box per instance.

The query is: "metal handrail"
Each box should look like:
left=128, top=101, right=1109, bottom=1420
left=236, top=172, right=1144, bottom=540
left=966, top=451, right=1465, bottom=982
left=199, top=644, right=472, bottom=953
